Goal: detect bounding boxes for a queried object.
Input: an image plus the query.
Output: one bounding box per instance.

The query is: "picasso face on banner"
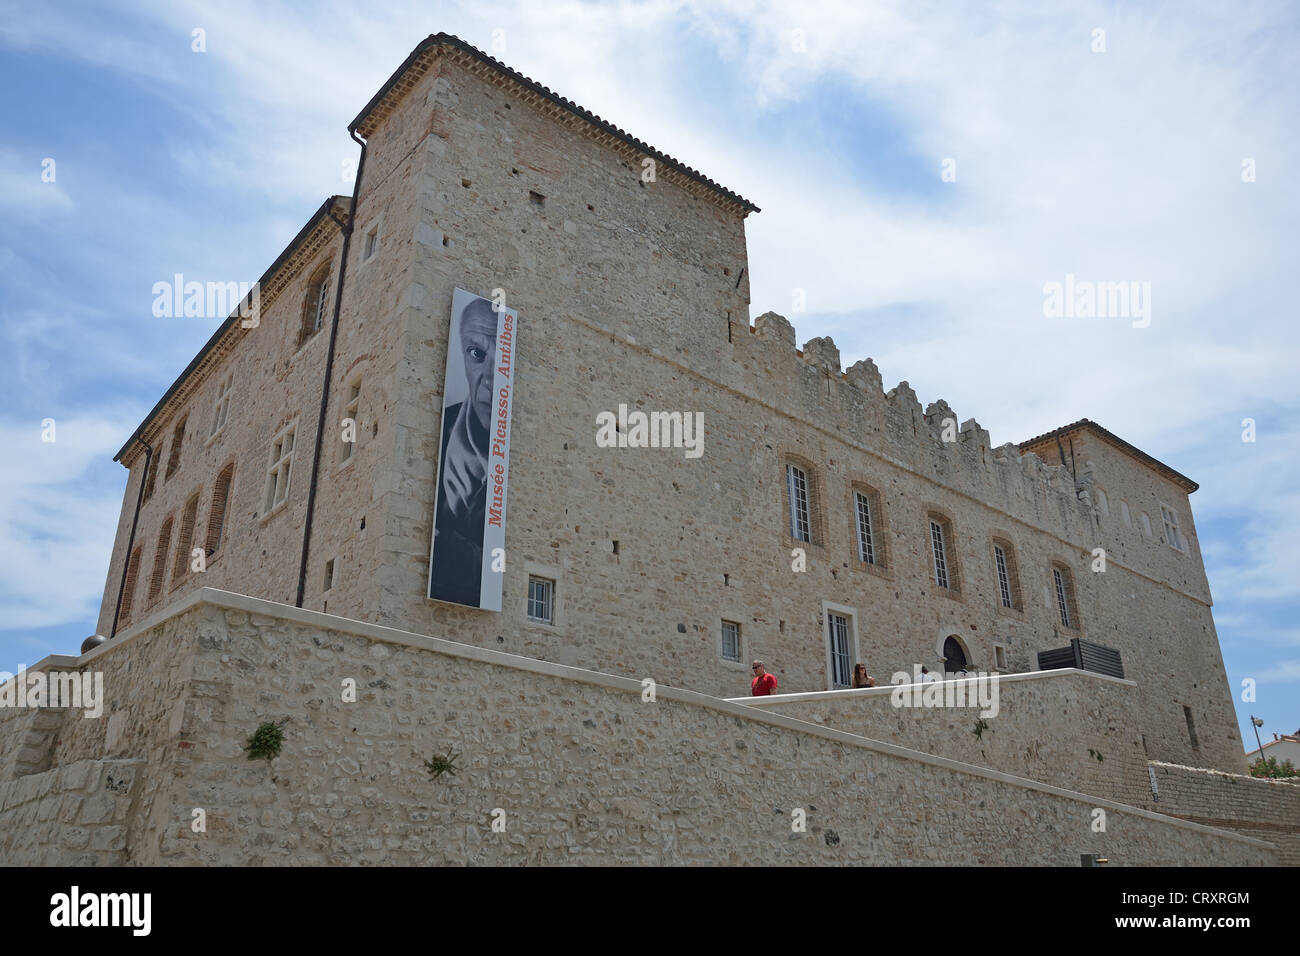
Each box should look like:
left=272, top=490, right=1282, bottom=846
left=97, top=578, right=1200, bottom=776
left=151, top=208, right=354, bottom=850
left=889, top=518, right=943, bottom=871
left=427, top=289, right=517, bottom=610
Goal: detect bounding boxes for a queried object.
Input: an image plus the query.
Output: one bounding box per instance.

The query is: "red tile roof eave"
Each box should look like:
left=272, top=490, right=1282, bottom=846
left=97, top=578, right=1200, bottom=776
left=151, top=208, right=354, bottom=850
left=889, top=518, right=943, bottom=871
left=113, top=196, right=350, bottom=465
left=1018, top=419, right=1199, bottom=494
left=348, top=32, right=759, bottom=216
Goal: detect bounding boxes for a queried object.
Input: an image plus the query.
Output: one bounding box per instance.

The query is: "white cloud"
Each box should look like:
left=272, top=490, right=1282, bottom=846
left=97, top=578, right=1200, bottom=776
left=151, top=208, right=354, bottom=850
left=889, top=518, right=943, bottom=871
left=0, top=149, right=74, bottom=215
left=0, top=415, right=134, bottom=630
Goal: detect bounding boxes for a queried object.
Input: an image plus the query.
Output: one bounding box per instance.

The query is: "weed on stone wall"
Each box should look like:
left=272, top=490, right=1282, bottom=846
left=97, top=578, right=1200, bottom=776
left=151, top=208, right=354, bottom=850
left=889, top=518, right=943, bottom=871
left=424, top=747, right=461, bottom=780
left=244, top=719, right=289, bottom=761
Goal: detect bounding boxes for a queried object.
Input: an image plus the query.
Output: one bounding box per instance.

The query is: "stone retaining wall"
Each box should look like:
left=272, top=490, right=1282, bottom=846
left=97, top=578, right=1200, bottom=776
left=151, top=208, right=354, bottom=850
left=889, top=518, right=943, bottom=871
left=0, top=590, right=1276, bottom=865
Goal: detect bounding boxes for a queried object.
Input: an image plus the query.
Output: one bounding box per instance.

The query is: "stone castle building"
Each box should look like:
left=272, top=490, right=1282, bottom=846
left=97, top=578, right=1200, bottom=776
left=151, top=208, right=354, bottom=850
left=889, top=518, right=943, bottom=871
left=3, top=34, right=1294, bottom=865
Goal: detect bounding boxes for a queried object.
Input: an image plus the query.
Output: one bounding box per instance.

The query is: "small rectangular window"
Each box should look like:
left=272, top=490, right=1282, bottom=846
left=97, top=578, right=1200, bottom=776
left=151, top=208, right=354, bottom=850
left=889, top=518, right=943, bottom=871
left=787, top=464, right=811, bottom=543
left=854, top=492, right=875, bottom=564
left=341, top=379, right=361, bottom=462
left=363, top=227, right=379, bottom=260
left=527, top=575, right=554, bottom=624
left=721, top=620, right=741, bottom=662
left=210, top=372, right=234, bottom=439
left=1053, top=567, right=1072, bottom=628
left=994, top=644, right=1008, bottom=670
left=930, top=521, right=949, bottom=589
left=994, top=546, right=1012, bottom=608
left=1160, top=505, right=1183, bottom=551
left=324, top=559, right=335, bottom=592
left=264, top=425, right=296, bottom=515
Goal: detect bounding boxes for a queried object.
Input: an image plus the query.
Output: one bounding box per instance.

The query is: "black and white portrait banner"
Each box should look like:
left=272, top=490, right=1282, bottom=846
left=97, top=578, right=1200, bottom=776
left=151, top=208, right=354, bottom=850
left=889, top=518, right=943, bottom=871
left=427, top=288, right=517, bottom=610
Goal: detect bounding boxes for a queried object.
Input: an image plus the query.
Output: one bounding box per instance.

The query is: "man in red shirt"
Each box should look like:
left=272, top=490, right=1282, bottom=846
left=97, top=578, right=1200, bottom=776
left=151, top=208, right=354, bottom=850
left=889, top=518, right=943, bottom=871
left=751, top=660, right=777, bottom=696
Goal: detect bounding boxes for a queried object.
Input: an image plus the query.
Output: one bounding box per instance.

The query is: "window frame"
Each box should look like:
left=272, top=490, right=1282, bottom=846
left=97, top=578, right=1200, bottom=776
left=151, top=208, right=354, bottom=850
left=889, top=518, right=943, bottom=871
left=340, top=378, right=361, bottom=464
left=1159, top=503, right=1184, bottom=552
left=298, top=263, right=332, bottom=348
left=926, top=512, right=961, bottom=594
left=931, top=520, right=949, bottom=588
left=787, top=463, right=811, bottom=544
left=1051, top=563, right=1080, bottom=630
left=527, top=575, right=555, bottom=625
left=262, top=423, right=297, bottom=518
left=822, top=601, right=860, bottom=691
left=208, top=371, right=235, bottom=442
left=854, top=490, right=876, bottom=565
left=720, top=619, right=742, bottom=663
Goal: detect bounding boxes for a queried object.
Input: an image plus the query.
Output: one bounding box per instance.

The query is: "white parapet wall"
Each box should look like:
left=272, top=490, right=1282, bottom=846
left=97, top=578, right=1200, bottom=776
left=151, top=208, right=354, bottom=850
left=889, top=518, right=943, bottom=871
left=735, top=669, right=1149, bottom=807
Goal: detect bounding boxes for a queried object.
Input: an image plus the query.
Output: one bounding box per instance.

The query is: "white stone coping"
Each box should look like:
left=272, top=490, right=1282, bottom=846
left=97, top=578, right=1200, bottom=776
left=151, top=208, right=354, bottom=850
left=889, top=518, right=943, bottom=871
left=37, top=586, right=1273, bottom=850
left=1150, top=760, right=1300, bottom=787
left=731, top=667, right=1137, bottom=708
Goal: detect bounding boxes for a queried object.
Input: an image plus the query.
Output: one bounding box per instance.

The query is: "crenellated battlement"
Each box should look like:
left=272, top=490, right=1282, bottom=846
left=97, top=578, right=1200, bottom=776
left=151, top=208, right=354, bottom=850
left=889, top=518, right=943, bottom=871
left=744, top=311, right=1093, bottom=539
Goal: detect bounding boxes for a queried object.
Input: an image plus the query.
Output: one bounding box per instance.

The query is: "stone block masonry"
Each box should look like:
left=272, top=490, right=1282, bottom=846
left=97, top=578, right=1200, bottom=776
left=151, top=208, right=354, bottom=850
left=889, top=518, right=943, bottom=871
left=92, top=34, right=1245, bottom=792
left=1147, top=761, right=1300, bottom=866
left=0, top=760, right=142, bottom=866
left=741, top=669, right=1151, bottom=808
left=0, top=589, right=1274, bottom=865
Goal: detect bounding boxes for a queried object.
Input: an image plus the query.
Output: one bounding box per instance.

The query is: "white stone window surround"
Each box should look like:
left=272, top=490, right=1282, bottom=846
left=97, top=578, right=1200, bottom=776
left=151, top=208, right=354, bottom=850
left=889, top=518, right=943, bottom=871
left=339, top=377, right=362, bottom=466
left=262, top=421, right=297, bottom=520
left=358, top=212, right=384, bottom=266
left=821, top=600, right=861, bottom=691
left=207, top=371, right=235, bottom=444
left=522, top=560, right=564, bottom=632
left=1159, top=502, right=1185, bottom=552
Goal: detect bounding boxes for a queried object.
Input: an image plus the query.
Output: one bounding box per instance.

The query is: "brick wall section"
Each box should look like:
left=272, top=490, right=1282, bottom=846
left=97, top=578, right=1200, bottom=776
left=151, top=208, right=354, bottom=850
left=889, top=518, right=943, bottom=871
left=0, top=760, right=142, bottom=865
left=6, top=591, right=1274, bottom=865
left=1146, top=761, right=1300, bottom=866
left=743, top=670, right=1150, bottom=807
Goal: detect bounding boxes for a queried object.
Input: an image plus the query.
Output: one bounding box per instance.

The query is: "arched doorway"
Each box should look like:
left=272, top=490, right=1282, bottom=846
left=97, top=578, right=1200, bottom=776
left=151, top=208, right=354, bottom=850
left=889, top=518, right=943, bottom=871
left=942, top=636, right=968, bottom=674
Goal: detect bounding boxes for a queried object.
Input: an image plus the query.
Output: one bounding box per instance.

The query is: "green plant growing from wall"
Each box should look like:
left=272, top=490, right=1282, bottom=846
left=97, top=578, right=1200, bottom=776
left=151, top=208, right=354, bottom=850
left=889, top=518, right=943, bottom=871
left=244, top=719, right=289, bottom=761
left=972, top=718, right=990, bottom=740
left=425, top=747, right=461, bottom=780
left=1088, top=748, right=1105, bottom=763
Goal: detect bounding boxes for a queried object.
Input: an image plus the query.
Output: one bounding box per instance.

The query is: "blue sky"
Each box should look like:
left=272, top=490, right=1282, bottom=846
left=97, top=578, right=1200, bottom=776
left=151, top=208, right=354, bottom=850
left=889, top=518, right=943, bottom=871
left=1, top=0, right=1296, bottom=753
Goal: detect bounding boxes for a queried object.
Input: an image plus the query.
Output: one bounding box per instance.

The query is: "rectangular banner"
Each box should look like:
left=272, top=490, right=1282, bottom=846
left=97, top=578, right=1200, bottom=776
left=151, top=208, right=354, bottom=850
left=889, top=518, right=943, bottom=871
left=427, top=288, right=517, bottom=610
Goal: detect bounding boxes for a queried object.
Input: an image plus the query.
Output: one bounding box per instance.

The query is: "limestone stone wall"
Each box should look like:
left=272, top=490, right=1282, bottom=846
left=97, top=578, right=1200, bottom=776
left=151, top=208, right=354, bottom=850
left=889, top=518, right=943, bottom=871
left=1058, top=431, right=1243, bottom=770
left=1147, top=761, right=1300, bottom=866
left=4, top=591, right=1274, bottom=865
left=94, top=205, right=354, bottom=636
left=0, top=760, right=142, bottom=866
left=741, top=670, right=1150, bottom=807
left=92, top=37, right=1245, bottom=802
